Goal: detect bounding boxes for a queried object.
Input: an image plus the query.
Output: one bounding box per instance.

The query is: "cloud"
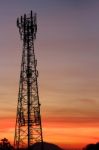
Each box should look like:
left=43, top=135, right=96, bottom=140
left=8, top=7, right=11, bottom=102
left=78, top=98, right=96, bottom=104
left=42, top=115, right=99, bottom=128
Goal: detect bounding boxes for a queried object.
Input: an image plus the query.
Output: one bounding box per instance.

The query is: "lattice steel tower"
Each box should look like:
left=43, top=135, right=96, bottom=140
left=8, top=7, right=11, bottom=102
left=14, top=11, right=43, bottom=149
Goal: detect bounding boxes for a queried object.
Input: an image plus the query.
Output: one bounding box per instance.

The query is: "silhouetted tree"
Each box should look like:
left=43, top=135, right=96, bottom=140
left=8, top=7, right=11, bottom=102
left=85, top=144, right=95, bottom=150
left=83, top=142, right=99, bottom=150
left=0, top=138, right=14, bottom=150
left=95, top=142, right=99, bottom=149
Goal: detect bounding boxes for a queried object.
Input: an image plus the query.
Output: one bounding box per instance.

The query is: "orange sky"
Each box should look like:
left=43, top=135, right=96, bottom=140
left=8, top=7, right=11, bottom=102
left=0, top=0, right=99, bottom=149
left=1, top=116, right=99, bottom=149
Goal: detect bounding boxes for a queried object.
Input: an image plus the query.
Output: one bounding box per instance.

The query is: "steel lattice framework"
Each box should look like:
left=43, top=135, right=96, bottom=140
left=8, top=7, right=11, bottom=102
left=14, top=11, right=43, bottom=149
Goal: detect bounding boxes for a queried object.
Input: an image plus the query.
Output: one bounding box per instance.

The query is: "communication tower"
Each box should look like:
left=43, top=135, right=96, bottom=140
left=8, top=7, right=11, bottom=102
left=14, top=11, right=43, bottom=149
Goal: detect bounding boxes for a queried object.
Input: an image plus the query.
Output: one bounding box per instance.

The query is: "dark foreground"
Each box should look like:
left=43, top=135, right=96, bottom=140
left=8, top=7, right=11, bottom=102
left=0, top=139, right=63, bottom=150
left=1, top=138, right=99, bottom=150
left=83, top=142, right=99, bottom=150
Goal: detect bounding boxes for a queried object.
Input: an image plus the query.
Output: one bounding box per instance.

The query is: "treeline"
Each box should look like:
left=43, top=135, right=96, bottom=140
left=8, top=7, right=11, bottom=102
left=1, top=137, right=99, bottom=150
left=83, top=142, right=99, bottom=150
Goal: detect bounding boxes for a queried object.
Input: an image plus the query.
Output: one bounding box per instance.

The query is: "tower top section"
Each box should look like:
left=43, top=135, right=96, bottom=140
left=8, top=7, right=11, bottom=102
left=16, top=10, right=37, bottom=40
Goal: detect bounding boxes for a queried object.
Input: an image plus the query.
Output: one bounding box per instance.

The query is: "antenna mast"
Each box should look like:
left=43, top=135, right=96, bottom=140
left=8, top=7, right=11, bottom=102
left=14, top=11, right=43, bottom=149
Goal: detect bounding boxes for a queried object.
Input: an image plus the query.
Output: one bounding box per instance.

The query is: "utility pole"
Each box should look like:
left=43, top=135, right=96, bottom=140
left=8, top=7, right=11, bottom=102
left=14, top=11, right=43, bottom=149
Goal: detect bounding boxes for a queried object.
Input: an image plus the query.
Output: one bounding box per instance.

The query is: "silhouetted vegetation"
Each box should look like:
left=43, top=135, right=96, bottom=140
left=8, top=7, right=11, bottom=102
left=17, top=142, right=63, bottom=150
left=29, top=142, right=63, bottom=150
left=83, top=142, right=99, bottom=150
left=0, top=138, right=14, bottom=150
left=0, top=140, right=63, bottom=150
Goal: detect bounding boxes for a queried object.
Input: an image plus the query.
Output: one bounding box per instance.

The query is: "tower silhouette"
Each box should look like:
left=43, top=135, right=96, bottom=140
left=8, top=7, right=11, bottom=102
left=14, top=11, right=43, bottom=149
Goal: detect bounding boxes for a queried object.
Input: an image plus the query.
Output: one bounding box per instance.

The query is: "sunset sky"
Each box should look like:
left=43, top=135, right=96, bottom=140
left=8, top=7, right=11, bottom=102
left=0, top=0, right=99, bottom=149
